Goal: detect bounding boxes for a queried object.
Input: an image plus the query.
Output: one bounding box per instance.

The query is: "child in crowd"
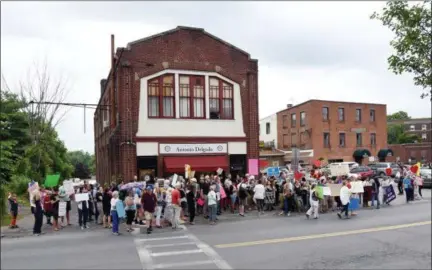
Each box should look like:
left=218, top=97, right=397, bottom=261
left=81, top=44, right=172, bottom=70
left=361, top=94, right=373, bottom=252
left=8, top=193, right=19, bottom=229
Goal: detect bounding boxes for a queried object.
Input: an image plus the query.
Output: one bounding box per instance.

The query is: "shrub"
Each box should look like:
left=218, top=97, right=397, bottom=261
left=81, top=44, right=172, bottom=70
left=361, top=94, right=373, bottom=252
left=8, top=175, right=31, bottom=196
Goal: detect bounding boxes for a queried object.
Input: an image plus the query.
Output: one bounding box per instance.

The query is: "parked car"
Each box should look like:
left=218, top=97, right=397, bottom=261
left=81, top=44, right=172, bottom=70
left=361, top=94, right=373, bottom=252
left=420, top=167, right=432, bottom=188
left=368, top=162, right=400, bottom=177
left=349, top=166, right=374, bottom=180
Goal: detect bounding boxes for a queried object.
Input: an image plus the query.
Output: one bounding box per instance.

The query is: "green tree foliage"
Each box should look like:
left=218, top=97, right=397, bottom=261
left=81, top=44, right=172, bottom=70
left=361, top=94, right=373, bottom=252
left=371, top=0, right=432, bottom=99
left=67, top=150, right=94, bottom=179
left=387, top=110, right=411, bottom=121
left=0, top=90, right=73, bottom=188
left=388, top=123, right=420, bottom=144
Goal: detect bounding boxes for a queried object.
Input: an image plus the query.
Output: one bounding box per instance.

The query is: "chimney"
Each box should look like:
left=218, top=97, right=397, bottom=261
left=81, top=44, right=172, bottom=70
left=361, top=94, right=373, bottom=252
left=111, top=34, right=115, bottom=72
left=287, top=104, right=293, bottom=108
left=100, top=79, right=107, bottom=95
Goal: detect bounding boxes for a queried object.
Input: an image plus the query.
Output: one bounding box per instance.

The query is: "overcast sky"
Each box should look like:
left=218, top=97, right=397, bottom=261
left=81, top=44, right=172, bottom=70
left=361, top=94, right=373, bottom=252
left=1, top=1, right=430, bottom=153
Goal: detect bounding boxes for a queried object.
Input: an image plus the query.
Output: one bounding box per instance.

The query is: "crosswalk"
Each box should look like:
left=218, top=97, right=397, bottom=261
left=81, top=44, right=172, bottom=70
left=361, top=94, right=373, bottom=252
left=134, top=228, right=231, bottom=270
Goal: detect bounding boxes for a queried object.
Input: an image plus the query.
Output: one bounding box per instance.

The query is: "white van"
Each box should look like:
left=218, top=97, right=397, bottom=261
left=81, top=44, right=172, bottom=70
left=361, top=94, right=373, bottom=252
left=329, top=162, right=359, bottom=170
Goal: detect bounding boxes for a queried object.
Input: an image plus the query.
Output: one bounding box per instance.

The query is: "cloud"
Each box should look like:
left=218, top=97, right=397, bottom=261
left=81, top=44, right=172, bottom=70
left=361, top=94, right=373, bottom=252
left=1, top=1, right=430, bottom=153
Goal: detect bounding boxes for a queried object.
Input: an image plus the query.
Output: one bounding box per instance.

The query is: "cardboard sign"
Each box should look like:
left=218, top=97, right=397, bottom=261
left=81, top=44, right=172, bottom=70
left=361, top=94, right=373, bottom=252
left=75, top=193, right=89, bottom=202
left=322, top=186, right=331, bottom=196
left=328, top=184, right=342, bottom=196
left=58, top=201, right=67, bottom=217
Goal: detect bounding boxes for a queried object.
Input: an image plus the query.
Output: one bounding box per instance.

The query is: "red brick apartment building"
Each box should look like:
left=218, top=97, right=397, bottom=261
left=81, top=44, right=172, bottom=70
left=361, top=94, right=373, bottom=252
left=94, top=26, right=259, bottom=185
left=276, top=100, right=388, bottom=164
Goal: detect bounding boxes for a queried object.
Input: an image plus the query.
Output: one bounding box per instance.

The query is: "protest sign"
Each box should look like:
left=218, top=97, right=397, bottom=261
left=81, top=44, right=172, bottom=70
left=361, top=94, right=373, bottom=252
left=44, top=174, right=60, bottom=188
left=171, top=174, right=178, bottom=187
left=75, top=193, right=89, bottom=202
left=216, top=168, right=224, bottom=175
left=58, top=202, right=67, bottom=217
left=322, top=186, right=331, bottom=196
left=350, top=181, right=364, bottom=193
left=384, top=185, right=396, bottom=204
left=328, top=184, right=342, bottom=196
left=62, top=180, right=75, bottom=195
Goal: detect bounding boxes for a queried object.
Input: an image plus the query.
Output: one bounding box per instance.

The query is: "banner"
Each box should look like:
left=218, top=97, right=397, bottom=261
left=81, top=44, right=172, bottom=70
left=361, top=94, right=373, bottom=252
left=248, top=159, right=259, bottom=175
left=384, top=185, right=396, bottom=204
left=58, top=201, right=67, bottom=217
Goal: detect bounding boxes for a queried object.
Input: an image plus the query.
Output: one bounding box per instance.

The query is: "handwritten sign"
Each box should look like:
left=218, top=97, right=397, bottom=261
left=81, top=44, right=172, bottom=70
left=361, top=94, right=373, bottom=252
left=62, top=180, right=75, bottom=195
left=74, top=193, right=89, bottom=202
left=328, top=184, right=342, bottom=196
left=350, top=181, right=365, bottom=193
left=58, top=202, right=67, bottom=217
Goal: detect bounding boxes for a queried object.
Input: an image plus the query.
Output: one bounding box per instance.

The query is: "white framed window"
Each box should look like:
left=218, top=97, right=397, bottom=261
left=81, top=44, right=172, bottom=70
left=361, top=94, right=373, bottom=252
left=422, top=124, right=427, bottom=131
left=422, top=133, right=427, bottom=140
left=410, top=125, right=415, bottom=131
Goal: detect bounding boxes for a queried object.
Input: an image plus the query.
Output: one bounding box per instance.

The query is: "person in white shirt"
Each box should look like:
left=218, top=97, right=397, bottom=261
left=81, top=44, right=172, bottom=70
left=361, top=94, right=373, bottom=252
left=207, top=186, right=217, bottom=225
left=110, top=191, right=120, bottom=235
left=306, top=184, right=319, bottom=219
left=337, top=180, right=351, bottom=219
left=253, top=180, right=265, bottom=215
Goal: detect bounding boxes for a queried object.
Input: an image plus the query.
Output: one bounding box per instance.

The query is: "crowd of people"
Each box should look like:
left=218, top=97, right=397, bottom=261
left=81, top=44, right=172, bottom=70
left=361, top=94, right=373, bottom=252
left=6, top=163, right=427, bottom=237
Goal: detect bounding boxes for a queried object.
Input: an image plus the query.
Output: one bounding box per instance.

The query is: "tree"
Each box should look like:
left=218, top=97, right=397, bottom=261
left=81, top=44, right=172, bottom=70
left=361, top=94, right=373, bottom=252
left=67, top=150, right=94, bottom=179
left=388, top=123, right=420, bottom=144
left=371, top=1, right=432, bottom=99
left=387, top=110, right=411, bottom=121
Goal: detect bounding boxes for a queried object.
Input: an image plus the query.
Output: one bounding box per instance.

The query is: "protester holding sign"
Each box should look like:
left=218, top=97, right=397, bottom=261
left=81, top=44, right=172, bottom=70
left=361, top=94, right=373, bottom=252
left=58, top=185, right=72, bottom=226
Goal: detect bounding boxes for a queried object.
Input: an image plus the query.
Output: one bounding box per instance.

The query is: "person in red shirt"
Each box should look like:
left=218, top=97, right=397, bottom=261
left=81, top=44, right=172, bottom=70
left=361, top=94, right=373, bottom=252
left=171, top=184, right=181, bottom=229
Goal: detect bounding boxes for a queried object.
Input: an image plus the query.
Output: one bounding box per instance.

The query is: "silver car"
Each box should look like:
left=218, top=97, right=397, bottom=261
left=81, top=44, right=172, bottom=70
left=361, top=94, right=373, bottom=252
left=368, top=162, right=401, bottom=177
left=420, top=168, right=432, bottom=188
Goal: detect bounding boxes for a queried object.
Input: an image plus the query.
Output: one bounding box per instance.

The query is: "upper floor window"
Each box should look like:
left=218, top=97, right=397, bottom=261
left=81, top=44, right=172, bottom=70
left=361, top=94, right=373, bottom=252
left=422, top=124, right=427, bottom=131
left=209, top=77, right=233, bottom=119
left=291, top=113, right=296, bottom=128
left=339, top=133, right=346, bottom=147
left=338, top=108, right=345, bottom=121
left=323, top=132, right=330, bottom=148
left=410, top=125, right=415, bottom=131
left=266, top=122, right=271, bottom=134
left=282, top=115, right=288, bottom=128
left=356, top=109, right=362, bottom=122
left=422, top=133, right=427, bottom=140
left=322, top=107, right=329, bottom=121
left=356, top=133, right=362, bottom=146
left=370, top=133, right=376, bottom=145
left=148, top=74, right=175, bottom=118
left=370, top=109, right=375, bottom=122
left=300, top=112, right=306, bottom=126
left=179, top=75, right=205, bottom=119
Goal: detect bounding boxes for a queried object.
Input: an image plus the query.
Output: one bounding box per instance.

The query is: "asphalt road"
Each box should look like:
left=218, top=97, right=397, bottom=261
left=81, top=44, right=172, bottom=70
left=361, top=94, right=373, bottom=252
left=1, top=199, right=431, bottom=270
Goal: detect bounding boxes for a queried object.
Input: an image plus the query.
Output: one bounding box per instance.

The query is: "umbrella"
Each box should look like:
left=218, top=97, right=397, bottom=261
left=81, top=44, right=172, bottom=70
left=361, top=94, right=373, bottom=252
left=120, top=182, right=145, bottom=190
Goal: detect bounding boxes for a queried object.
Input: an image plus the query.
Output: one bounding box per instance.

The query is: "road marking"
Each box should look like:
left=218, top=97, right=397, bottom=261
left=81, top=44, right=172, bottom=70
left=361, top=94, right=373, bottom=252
left=184, top=227, right=232, bottom=270
left=150, top=249, right=203, bottom=257
left=154, top=260, right=215, bottom=269
left=135, top=239, right=154, bottom=270
left=136, top=235, right=189, bottom=242
left=145, top=242, right=195, bottom=248
left=215, top=220, right=432, bottom=249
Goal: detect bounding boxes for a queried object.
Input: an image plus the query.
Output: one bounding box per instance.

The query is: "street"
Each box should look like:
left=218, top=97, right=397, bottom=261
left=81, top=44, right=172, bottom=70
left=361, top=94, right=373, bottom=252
left=1, top=199, right=431, bottom=270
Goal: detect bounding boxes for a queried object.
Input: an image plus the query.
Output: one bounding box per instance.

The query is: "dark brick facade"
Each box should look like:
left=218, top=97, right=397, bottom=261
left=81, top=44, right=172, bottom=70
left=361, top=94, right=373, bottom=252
left=94, top=26, right=259, bottom=186
left=276, top=100, right=388, bottom=162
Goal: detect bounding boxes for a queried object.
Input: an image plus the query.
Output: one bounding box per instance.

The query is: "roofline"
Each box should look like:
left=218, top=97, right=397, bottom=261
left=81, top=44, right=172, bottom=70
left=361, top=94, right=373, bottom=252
left=276, top=99, right=387, bottom=115
left=387, top=117, right=431, bottom=123
left=259, top=112, right=278, bottom=121
left=127, top=26, right=254, bottom=60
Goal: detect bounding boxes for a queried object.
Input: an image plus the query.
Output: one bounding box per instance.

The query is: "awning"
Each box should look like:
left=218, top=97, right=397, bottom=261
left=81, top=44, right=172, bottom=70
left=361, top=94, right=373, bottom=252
left=353, top=149, right=371, bottom=158
left=377, top=149, right=394, bottom=158
left=163, top=156, right=228, bottom=173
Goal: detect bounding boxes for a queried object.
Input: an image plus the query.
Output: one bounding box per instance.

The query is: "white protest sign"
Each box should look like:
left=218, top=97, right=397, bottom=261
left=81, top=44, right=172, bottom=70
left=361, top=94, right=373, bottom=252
left=75, top=193, right=89, bottom=202
left=62, top=180, right=75, bottom=195
left=330, top=164, right=350, bottom=176
left=216, top=168, right=223, bottom=175
left=322, top=186, right=331, bottom=196
left=28, top=182, right=39, bottom=193
left=350, top=181, right=365, bottom=193
left=58, top=201, right=67, bottom=216
left=171, top=174, right=178, bottom=187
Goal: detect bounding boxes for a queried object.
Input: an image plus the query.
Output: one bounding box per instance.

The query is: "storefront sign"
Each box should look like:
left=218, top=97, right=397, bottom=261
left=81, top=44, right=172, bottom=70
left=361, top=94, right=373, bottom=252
left=159, top=143, right=228, bottom=154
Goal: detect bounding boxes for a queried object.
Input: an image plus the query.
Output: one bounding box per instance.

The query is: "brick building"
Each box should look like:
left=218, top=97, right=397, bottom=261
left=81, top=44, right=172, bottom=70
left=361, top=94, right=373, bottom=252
left=276, top=100, right=388, bottom=164
left=94, top=26, right=259, bottom=185
left=388, top=143, right=432, bottom=164
left=387, top=117, right=432, bottom=142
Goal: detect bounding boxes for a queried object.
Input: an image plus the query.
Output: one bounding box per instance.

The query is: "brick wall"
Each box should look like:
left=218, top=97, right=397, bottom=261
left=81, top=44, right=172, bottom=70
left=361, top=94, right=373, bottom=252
left=94, top=26, right=259, bottom=183
left=277, top=100, right=387, bottom=162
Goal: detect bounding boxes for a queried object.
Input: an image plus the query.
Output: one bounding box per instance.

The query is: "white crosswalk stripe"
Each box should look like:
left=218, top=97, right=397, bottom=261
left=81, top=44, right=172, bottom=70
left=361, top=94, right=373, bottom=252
left=134, top=228, right=232, bottom=270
